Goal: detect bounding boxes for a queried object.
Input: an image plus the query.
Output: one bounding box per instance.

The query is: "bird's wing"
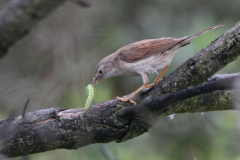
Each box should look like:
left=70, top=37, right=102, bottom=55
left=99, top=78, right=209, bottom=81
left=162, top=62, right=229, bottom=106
left=118, top=37, right=186, bottom=63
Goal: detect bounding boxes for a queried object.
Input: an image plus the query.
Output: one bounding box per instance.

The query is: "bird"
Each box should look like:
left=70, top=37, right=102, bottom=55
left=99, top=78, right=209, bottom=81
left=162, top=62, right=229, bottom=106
left=92, top=23, right=224, bottom=105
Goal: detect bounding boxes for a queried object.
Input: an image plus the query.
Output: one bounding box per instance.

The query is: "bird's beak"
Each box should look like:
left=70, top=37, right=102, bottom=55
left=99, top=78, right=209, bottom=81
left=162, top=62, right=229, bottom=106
left=92, top=77, right=101, bottom=86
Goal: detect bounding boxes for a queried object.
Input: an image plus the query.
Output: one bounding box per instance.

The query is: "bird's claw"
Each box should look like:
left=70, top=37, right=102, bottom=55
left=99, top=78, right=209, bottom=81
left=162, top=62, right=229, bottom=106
left=116, top=96, right=128, bottom=102
left=116, top=96, right=137, bottom=105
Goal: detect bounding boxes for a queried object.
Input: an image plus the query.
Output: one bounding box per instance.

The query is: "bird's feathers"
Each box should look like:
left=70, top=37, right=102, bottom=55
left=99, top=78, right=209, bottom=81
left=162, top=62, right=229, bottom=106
left=181, top=23, right=224, bottom=43
left=117, top=23, right=224, bottom=63
left=118, top=38, right=185, bottom=63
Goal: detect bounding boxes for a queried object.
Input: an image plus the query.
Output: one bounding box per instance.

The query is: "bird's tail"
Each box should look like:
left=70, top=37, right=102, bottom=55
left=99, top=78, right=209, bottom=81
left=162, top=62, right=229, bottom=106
left=182, top=23, right=225, bottom=43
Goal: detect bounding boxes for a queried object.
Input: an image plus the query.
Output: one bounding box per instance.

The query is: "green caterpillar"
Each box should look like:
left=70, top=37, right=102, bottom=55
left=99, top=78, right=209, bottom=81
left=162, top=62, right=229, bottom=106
left=85, top=84, right=95, bottom=111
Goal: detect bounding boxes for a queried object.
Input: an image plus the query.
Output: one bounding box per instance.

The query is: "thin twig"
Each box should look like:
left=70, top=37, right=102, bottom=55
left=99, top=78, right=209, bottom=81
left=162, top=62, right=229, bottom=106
left=190, top=146, right=197, bottom=160
left=100, top=144, right=118, bottom=160
left=22, top=99, right=30, bottom=118
left=70, top=0, right=91, bottom=7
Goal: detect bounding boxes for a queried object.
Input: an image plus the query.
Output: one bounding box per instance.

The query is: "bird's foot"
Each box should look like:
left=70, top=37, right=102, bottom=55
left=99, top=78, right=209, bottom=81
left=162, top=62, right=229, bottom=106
left=116, top=96, right=137, bottom=105
left=146, top=78, right=163, bottom=88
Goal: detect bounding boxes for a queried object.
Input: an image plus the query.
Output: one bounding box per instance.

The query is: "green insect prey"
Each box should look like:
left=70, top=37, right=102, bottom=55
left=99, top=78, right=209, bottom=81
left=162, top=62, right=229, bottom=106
left=85, top=84, right=95, bottom=111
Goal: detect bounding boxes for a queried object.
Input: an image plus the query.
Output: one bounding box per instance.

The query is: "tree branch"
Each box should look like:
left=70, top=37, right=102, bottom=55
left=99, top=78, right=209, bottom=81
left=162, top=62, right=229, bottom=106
left=173, top=90, right=236, bottom=113
left=70, top=0, right=91, bottom=7
left=0, top=73, right=239, bottom=157
left=0, top=21, right=240, bottom=158
left=119, top=73, right=240, bottom=121
left=0, top=0, right=87, bottom=59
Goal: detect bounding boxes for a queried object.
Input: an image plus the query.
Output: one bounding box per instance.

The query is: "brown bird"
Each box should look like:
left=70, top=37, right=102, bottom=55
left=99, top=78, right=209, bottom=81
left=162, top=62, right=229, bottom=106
left=92, top=24, right=224, bottom=105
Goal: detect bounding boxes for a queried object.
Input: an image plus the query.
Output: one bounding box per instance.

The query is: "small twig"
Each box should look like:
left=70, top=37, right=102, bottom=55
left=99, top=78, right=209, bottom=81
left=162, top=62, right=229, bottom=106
left=100, top=144, right=118, bottom=160
left=190, top=146, right=197, bottom=160
left=22, top=99, right=30, bottom=118
left=70, top=0, right=91, bottom=7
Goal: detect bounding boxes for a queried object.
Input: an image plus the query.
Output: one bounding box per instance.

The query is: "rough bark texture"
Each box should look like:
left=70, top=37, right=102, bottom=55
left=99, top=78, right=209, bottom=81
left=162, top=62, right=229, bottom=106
left=174, top=90, right=236, bottom=113
left=0, top=74, right=239, bottom=157
left=120, top=73, right=240, bottom=119
left=0, top=0, right=67, bottom=59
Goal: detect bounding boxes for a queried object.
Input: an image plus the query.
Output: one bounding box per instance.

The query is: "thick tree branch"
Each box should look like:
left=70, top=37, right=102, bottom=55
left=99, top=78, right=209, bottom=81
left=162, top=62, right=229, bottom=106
left=0, top=22, right=240, bottom=157
left=0, top=0, right=88, bottom=59
left=0, top=73, right=239, bottom=157
left=120, top=73, right=240, bottom=120
left=175, top=90, right=236, bottom=113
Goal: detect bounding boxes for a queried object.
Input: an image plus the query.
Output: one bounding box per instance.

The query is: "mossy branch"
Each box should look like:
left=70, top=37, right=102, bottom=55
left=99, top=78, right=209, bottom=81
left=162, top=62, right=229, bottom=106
left=0, top=20, right=240, bottom=158
left=0, top=73, right=239, bottom=157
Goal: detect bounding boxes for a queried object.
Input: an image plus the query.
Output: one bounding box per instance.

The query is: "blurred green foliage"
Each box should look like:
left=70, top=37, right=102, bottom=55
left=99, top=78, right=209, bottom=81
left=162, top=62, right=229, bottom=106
left=0, top=0, right=240, bottom=159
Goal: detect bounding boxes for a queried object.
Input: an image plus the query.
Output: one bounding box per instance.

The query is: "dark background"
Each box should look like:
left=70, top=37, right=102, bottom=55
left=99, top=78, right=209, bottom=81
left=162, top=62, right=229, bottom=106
left=0, top=0, right=240, bottom=159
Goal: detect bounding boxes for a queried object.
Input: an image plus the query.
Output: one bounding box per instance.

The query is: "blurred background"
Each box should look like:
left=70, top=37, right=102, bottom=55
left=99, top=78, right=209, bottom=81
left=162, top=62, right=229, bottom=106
left=0, top=0, right=240, bottom=159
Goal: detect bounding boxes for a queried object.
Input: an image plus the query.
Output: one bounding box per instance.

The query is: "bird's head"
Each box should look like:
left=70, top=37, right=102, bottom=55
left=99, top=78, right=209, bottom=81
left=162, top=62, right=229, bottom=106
left=92, top=60, right=114, bottom=86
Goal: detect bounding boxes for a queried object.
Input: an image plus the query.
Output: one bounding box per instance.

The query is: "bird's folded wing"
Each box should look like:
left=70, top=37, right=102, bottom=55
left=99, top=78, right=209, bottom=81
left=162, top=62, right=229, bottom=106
left=118, top=37, right=186, bottom=63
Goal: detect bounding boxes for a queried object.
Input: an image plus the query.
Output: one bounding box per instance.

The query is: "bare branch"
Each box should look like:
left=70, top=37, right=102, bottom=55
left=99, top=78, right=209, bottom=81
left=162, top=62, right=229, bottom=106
left=208, top=72, right=240, bottom=81
left=22, top=99, right=30, bottom=118
left=70, top=0, right=91, bottom=7
left=100, top=144, right=118, bottom=160
left=0, top=0, right=72, bottom=59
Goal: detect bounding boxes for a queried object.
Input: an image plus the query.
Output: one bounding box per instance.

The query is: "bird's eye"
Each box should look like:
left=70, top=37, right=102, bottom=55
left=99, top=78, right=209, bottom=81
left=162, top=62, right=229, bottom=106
left=99, top=70, right=103, bottom=75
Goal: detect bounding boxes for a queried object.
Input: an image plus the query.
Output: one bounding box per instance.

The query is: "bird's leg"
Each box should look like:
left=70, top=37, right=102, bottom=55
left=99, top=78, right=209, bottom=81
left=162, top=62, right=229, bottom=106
left=116, top=73, right=149, bottom=105
left=146, top=65, right=169, bottom=88
left=116, top=85, right=147, bottom=105
left=116, top=66, right=169, bottom=105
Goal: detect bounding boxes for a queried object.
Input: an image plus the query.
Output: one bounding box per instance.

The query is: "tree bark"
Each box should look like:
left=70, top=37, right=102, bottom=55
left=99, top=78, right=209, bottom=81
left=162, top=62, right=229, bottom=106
left=0, top=73, right=239, bottom=157
left=0, top=0, right=71, bottom=59
left=0, top=6, right=240, bottom=157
